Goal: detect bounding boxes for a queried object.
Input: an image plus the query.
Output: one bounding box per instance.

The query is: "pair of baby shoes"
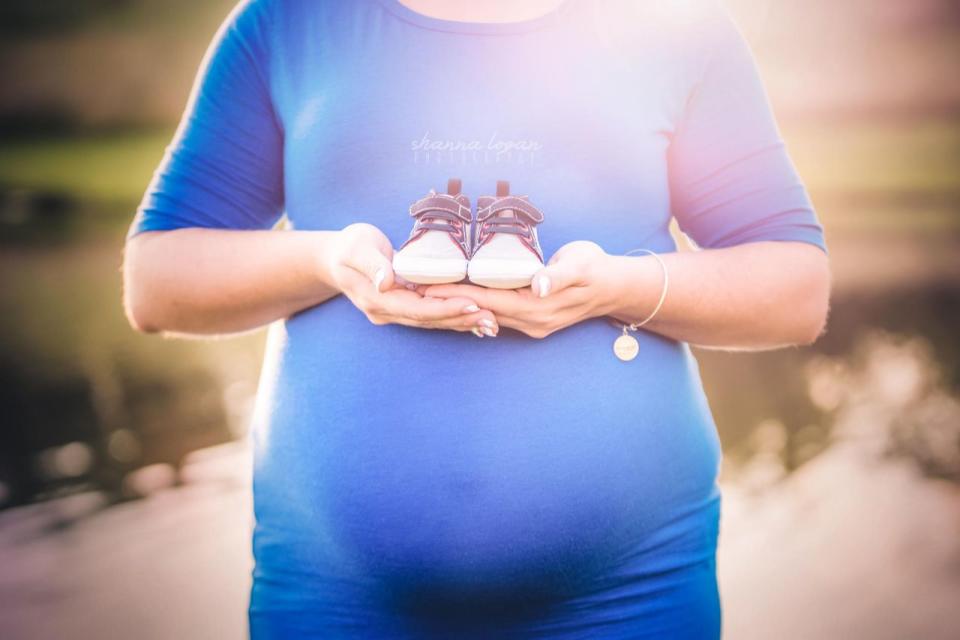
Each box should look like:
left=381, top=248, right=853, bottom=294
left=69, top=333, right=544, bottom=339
left=392, top=179, right=545, bottom=289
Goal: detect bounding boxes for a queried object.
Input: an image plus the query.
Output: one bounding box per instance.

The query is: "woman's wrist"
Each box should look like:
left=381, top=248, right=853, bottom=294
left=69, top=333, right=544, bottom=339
left=309, top=229, right=343, bottom=293
left=597, top=254, right=664, bottom=325
left=293, top=231, right=348, bottom=301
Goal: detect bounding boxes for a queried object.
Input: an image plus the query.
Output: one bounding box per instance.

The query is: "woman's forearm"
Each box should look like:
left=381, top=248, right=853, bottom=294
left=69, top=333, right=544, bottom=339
left=605, top=241, right=831, bottom=350
left=123, top=228, right=340, bottom=336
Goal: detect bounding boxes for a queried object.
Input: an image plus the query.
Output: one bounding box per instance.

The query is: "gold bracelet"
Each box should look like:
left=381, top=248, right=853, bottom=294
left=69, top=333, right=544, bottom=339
left=611, top=249, right=669, bottom=362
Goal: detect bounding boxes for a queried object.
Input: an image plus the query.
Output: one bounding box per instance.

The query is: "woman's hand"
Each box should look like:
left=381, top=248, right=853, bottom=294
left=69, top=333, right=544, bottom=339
left=421, top=241, right=621, bottom=339
left=325, top=223, right=499, bottom=335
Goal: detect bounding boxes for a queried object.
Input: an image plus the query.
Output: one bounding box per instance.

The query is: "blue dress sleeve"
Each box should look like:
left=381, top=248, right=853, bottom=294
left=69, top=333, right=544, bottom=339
left=667, top=5, right=827, bottom=254
left=128, top=0, right=283, bottom=237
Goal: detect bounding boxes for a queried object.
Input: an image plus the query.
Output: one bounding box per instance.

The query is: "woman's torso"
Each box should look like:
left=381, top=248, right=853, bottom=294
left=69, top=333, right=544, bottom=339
left=250, top=0, right=722, bottom=606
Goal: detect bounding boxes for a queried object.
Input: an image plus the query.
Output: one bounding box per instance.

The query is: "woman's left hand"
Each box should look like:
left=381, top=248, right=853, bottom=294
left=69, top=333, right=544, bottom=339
left=421, top=241, right=619, bottom=339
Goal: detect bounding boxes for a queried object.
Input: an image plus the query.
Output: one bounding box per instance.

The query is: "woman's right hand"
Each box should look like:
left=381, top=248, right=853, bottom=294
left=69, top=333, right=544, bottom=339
left=324, top=223, right=499, bottom=336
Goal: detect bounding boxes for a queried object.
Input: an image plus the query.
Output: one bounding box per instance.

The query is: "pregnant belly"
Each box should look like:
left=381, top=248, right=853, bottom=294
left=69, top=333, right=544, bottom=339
left=251, top=311, right=721, bottom=601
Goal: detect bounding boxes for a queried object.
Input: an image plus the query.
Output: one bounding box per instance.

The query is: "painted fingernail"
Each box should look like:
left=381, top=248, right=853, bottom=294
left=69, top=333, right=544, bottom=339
left=463, top=304, right=480, bottom=313
left=538, top=275, right=551, bottom=298
left=481, top=327, right=496, bottom=337
left=471, top=327, right=485, bottom=338
left=479, top=318, right=495, bottom=329
left=373, top=268, right=385, bottom=292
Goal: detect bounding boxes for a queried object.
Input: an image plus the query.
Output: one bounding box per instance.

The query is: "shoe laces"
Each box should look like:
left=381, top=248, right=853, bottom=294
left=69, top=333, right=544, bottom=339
left=478, top=210, right=531, bottom=240
left=475, top=196, right=543, bottom=249
left=410, top=191, right=469, bottom=237
left=414, top=209, right=465, bottom=236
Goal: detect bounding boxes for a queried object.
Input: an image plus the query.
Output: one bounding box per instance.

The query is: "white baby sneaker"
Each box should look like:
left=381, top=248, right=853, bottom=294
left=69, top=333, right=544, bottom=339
left=393, top=178, right=473, bottom=284
left=467, top=180, right=545, bottom=289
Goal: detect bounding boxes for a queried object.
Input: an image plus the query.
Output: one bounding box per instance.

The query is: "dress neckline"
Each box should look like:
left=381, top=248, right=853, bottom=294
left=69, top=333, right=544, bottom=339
left=376, top=0, right=572, bottom=36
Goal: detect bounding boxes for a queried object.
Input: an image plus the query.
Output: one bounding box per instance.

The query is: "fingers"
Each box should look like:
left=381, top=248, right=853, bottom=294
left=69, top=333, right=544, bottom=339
left=531, top=240, right=607, bottom=298
left=333, top=225, right=496, bottom=335
left=423, top=281, right=585, bottom=320
left=345, top=245, right=395, bottom=293
left=531, top=257, right=588, bottom=299
left=373, top=290, right=499, bottom=335
left=421, top=283, right=521, bottom=315
left=421, top=275, right=593, bottom=340
left=394, top=274, right=419, bottom=291
left=377, top=290, right=470, bottom=321
left=339, top=268, right=498, bottom=335
left=464, top=312, right=499, bottom=337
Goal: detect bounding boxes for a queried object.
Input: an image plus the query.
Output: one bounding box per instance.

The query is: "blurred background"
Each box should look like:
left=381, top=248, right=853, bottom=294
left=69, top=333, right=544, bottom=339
left=0, top=1, right=958, bottom=638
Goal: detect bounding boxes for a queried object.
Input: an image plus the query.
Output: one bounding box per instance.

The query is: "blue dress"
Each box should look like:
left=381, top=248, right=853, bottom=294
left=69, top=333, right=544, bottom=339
left=130, top=1, right=826, bottom=637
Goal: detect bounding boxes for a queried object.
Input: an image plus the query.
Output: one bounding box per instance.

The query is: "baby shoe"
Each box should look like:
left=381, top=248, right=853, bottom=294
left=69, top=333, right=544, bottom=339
left=393, top=179, right=473, bottom=284
left=467, top=181, right=545, bottom=289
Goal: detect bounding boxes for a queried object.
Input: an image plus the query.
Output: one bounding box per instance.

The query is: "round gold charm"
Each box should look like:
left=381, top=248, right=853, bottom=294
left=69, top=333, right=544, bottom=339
left=613, top=334, right=640, bottom=361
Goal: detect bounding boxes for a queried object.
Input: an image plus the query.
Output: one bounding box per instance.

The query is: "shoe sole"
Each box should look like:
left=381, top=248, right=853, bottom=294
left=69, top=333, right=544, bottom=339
left=392, top=255, right=468, bottom=284
left=467, top=262, right=541, bottom=290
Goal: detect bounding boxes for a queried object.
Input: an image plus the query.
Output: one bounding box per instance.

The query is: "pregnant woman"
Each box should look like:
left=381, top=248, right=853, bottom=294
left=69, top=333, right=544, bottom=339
left=122, top=0, right=830, bottom=637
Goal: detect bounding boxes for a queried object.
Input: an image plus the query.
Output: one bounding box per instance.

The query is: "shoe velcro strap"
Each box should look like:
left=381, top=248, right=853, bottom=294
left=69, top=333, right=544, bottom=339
left=409, top=195, right=472, bottom=222
left=477, top=197, right=544, bottom=224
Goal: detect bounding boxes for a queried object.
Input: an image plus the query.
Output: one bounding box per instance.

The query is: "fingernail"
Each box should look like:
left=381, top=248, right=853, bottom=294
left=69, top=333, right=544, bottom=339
left=405, top=283, right=417, bottom=291
left=373, top=268, right=385, bottom=292
left=479, top=318, right=494, bottom=329
left=538, top=275, right=551, bottom=298
left=463, top=304, right=480, bottom=313
left=480, top=327, right=496, bottom=337
left=471, top=327, right=484, bottom=338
